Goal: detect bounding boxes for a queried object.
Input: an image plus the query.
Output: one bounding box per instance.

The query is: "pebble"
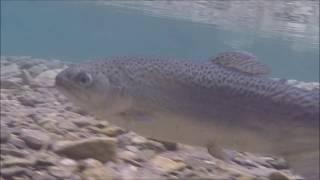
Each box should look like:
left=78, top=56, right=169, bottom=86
left=58, top=158, right=79, bottom=172
left=79, top=158, right=104, bottom=169
left=0, top=147, right=28, bottom=157
left=151, top=155, right=187, bottom=173
left=48, top=166, right=72, bottom=179
left=57, top=121, right=78, bottom=131
left=17, top=95, right=42, bottom=107
left=119, top=150, right=138, bottom=161
left=136, top=149, right=156, bottom=162
left=266, top=158, right=289, bottom=170
left=31, top=171, right=58, bottom=180
left=8, top=135, right=27, bottom=149
left=20, top=128, right=51, bottom=150
left=132, top=136, right=148, bottom=145
left=0, top=125, right=10, bottom=143
left=0, top=166, right=29, bottom=178
left=53, top=137, right=117, bottom=162
left=98, top=126, right=125, bottom=137
left=1, top=63, right=21, bottom=78
left=268, top=171, right=291, bottom=180
left=71, top=117, right=93, bottom=127
left=1, top=157, right=34, bottom=168
left=81, top=166, right=114, bottom=180
left=27, top=64, right=48, bottom=77
left=0, top=77, right=23, bottom=89
left=32, top=69, right=63, bottom=87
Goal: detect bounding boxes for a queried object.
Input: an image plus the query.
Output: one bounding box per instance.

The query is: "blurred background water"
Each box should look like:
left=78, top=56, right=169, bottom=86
left=1, top=0, right=319, bottom=81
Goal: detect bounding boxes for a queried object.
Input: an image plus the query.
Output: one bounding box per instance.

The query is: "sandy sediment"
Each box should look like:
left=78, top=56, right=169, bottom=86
left=1, top=56, right=318, bottom=180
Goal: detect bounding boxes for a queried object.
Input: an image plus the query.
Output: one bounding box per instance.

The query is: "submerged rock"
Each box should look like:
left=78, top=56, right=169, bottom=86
left=151, top=155, right=186, bottom=173
left=20, top=129, right=51, bottom=150
left=32, top=69, right=64, bottom=87
left=81, top=166, right=114, bottom=180
left=53, top=137, right=117, bottom=162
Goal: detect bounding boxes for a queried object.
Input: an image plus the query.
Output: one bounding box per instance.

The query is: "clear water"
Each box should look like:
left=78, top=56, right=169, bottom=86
left=1, top=1, right=319, bottom=81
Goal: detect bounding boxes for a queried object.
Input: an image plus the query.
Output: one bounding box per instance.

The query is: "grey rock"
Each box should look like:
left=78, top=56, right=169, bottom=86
left=136, top=149, right=156, bottom=162
left=134, top=168, right=165, bottom=180
left=0, top=166, right=29, bottom=178
left=149, top=138, right=178, bottom=151
left=57, top=121, right=78, bottom=131
left=58, top=158, right=79, bottom=172
left=31, top=171, right=58, bottom=180
left=268, top=171, right=292, bottom=180
left=98, top=126, right=125, bottom=137
left=53, top=137, right=117, bottom=162
left=232, top=156, right=259, bottom=168
left=1, top=157, right=35, bottom=168
left=267, top=158, right=289, bottom=170
left=8, top=135, right=27, bottom=149
left=21, top=69, right=34, bottom=85
left=16, top=58, right=43, bottom=69
left=145, top=140, right=166, bottom=152
left=20, top=129, right=51, bottom=150
left=48, top=166, right=72, bottom=179
left=17, top=95, right=43, bottom=107
left=0, top=77, right=23, bottom=89
left=32, top=69, right=64, bottom=87
left=71, top=117, right=93, bottom=127
left=150, top=155, right=186, bottom=173
left=0, top=147, right=28, bottom=157
left=27, top=64, right=48, bottom=77
left=0, top=125, right=10, bottom=143
left=1, top=63, right=21, bottom=78
left=34, top=152, right=59, bottom=167
left=79, top=158, right=104, bottom=169
left=82, top=166, right=114, bottom=180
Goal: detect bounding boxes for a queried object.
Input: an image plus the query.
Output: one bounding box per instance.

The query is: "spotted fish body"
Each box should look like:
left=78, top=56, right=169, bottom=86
left=55, top=52, right=319, bottom=179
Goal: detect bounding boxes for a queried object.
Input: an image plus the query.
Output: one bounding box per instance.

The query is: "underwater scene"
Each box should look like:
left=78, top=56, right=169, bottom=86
left=1, top=1, right=319, bottom=180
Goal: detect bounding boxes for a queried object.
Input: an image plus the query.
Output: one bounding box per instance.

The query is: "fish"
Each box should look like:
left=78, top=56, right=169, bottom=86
left=55, top=51, right=319, bottom=179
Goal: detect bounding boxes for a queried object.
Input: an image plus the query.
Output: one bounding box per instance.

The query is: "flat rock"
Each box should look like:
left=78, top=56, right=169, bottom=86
left=20, top=129, right=51, bottom=150
left=27, top=64, right=48, bottom=77
left=58, top=158, right=79, bottom=172
left=151, top=155, right=186, bottom=173
left=98, top=126, right=125, bottom=137
left=8, top=135, right=28, bottom=149
left=1, top=157, right=35, bottom=167
left=268, top=171, right=292, bottom=180
left=48, top=166, right=72, bottom=179
left=31, top=171, right=58, bottom=180
left=82, top=166, right=114, bottom=180
left=0, top=166, right=29, bottom=178
left=1, top=63, right=21, bottom=78
left=0, top=125, right=10, bottom=143
left=0, top=77, right=23, bottom=89
left=32, top=69, right=64, bottom=87
left=53, top=137, right=117, bottom=162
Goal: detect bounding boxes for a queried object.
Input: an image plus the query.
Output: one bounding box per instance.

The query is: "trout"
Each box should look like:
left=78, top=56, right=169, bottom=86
left=55, top=52, right=319, bottom=179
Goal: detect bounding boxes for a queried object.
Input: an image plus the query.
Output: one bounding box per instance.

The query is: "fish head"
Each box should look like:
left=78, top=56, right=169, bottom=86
left=55, top=62, right=127, bottom=116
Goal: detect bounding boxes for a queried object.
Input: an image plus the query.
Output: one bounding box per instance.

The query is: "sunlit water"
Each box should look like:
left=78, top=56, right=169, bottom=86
left=1, top=1, right=319, bottom=81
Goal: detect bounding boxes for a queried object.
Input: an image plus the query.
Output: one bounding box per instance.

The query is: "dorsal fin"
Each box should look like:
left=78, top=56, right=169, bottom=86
left=210, top=51, right=271, bottom=75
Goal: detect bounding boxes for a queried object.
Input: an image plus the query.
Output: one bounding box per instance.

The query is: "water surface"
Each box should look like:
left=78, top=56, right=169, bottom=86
left=1, top=1, right=319, bottom=81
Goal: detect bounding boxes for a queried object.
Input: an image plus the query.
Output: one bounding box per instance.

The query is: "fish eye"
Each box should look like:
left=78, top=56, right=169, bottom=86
left=76, top=72, right=92, bottom=87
